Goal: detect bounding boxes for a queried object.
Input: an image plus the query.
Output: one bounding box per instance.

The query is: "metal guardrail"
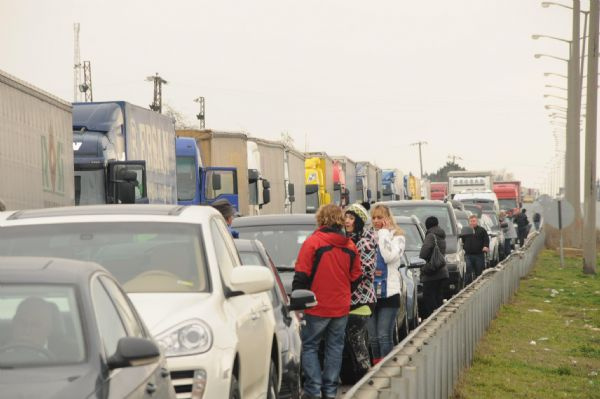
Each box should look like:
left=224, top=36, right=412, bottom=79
left=343, top=230, right=546, bottom=399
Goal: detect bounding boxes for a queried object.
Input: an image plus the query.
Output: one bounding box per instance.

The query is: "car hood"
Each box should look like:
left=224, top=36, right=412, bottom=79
left=129, top=292, right=213, bottom=334
left=0, top=365, right=97, bottom=399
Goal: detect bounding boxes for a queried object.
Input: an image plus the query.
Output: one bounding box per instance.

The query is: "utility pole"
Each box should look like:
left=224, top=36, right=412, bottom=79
left=411, top=141, right=427, bottom=178
left=583, top=0, right=598, bottom=274
left=146, top=73, right=167, bottom=113
left=73, top=23, right=82, bottom=103
left=80, top=61, right=93, bottom=102
left=194, top=97, right=205, bottom=129
left=448, top=154, right=463, bottom=164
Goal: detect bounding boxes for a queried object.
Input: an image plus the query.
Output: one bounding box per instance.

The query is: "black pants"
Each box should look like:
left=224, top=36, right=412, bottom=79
left=518, top=229, right=527, bottom=247
left=421, top=278, right=448, bottom=319
left=339, top=313, right=370, bottom=385
left=465, top=254, right=485, bottom=283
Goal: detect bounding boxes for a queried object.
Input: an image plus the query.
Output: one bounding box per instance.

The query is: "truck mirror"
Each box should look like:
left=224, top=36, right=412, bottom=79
left=263, top=179, right=271, bottom=190
left=212, top=173, right=222, bottom=191
left=288, top=183, right=295, bottom=197
left=263, top=186, right=271, bottom=205
left=118, top=169, right=138, bottom=182
left=367, top=189, right=372, bottom=200
left=394, top=194, right=400, bottom=200
left=117, top=181, right=136, bottom=204
left=289, top=196, right=295, bottom=203
left=248, top=169, right=259, bottom=182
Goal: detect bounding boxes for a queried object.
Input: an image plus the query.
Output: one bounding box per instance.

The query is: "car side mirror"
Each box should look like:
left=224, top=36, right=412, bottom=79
left=107, top=337, right=160, bottom=370
left=408, top=257, right=426, bottom=269
left=289, top=289, right=317, bottom=311
left=230, top=266, right=274, bottom=295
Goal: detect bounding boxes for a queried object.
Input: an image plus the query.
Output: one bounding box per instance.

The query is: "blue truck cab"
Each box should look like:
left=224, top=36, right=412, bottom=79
left=72, top=101, right=177, bottom=205
left=175, top=137, right=239, bottom=209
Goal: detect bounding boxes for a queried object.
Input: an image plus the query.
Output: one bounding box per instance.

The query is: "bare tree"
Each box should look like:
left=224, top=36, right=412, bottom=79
left=281, top=131, right=296, bottom=149
left=163, top=103, right=195, bottom=129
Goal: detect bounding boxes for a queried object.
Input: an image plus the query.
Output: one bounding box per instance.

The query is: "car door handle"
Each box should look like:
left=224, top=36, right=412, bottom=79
left=260, top=305, right=270, bottom=313
left=146, top=382, right=157, bottom=395
left=160, top=368, right=170, bottom=378
left=251, top=311, right=261, bottom=320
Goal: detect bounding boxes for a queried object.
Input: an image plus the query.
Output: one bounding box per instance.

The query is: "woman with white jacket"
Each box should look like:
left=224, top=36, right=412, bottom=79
left=367, top=204, right=406, bottom=365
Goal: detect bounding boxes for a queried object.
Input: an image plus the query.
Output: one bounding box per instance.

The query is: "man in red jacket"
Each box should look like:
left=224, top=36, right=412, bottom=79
left=293, top=204, right=362, bottom=399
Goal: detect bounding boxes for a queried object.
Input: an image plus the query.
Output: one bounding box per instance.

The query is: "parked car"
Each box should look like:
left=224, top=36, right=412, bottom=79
left=394, top=215, right=425, bottom=327
left=482, top=210, right=505, bottom=261
left=463, top=204, right=483, bottom=218
left=0, top=205, right=279, bottom=399
left=454, top=209, right=470, bottom=231
left=234, top=239, right=317, bottom=399
left=0, top=256, right=175, bottom=399
left=480, top=213, right=501, bottom=266
left=233, top=214, right=317, bottom=295
left=378, top=200, right=466, bottom=297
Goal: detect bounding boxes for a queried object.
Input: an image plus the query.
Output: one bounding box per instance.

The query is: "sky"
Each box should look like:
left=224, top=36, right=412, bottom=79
left=0, top=0, right=591, bottom=191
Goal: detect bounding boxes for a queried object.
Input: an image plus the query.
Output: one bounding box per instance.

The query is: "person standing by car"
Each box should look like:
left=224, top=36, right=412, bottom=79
left=500, top=211, right=517, bottom=256
left=368, top=204, right=405, bottom=365
left=340, top=203, right=377, bottom=384
left=211, top=198, right=239, bottom=238
left=513, top=209, right=530, bottom=247
left=533, top=212, right=542, bottom=231
left=419, top=216, right=449, bottom=318
left=293, top=204, right=362, bottom=399
left=461, top=215, right=489, bottom=283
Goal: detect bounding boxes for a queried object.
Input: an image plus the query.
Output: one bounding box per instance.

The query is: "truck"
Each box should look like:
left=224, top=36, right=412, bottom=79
left=381, top=169, right=405, bottom=201
left=447, top=170, right=493, bottom=196
left=430, top=182, right=448, bottom=201
left=283, top=146, right=306, bottom=214
left=73, top=101, right=176, bottom=205
left=521, top=187, right=538, bottom=203
left=421, top=178, right=431, bottom=200
left=0, top=69, right=74, bottom=210
left=332, top=156, right=357, bottom=206
left=175, top=136, right=239, bottom=209
left=406, top=174, right=422, bottom=200
left=305, top=152, right=333, bottom=213
left=176, top=130, right=270, bottom=216
left=356, top=161, right=378, bottom=204
left=493, top=181, right=522, bottom=211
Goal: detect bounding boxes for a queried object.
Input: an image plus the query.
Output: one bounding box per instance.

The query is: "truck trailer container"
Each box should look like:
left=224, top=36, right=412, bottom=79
left=381, top=169, right=405, bottom=201
left=430, top=182, right=448, bottom=201
left=284, top=146, right=306, bottom=214
left=332, top=156, right=357, bottom=206
left=305, top=152, right=333, bottom=213
left=0, top=69, right=74, bottom=210
left=493, top=181, right=522, bottom=211
left=448, top=170, right=493, bottom=196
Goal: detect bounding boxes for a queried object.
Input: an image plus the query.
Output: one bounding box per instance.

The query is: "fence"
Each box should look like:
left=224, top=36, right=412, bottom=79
left=343, top=230, right=546, bottom=399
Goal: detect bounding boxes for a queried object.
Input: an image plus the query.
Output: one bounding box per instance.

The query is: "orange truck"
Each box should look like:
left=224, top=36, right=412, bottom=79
left=493, top=181, right=521, bottom=211
left=430, top=182, right=448, bottom=201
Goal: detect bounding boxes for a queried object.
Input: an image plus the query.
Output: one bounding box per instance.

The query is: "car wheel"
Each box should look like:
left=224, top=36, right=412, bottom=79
left=290, top=371, right=301, bottom=399
left=229, top=372, right=241, bottom=399
left=266, top=358, right=278, bottom=399
left=411, top=300, right=420, bottom=330
left=398, top=312, right=409, bottom=342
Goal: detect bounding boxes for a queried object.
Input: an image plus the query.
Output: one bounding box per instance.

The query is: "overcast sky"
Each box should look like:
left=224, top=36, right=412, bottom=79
left=1, top=0, right=591, bottom=190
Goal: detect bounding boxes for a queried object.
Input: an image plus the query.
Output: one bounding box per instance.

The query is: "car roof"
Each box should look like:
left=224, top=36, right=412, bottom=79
left=0, top=256, right=107, bottom=284
left=232, top=214, right=317, bottom=227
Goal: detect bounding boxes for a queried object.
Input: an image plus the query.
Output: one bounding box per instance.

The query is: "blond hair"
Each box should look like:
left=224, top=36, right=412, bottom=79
left=316, top=204, right=344, bottom=228
left=371, top=204, right=404, bottom=236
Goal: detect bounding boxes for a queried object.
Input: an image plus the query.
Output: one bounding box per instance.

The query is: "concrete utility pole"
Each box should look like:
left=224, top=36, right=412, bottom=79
left=411, top=141, right=427, bottom=179
left=146, top=73, right=167, bottom=113
left=194, top=96, right=205, bottom=129
left=583, top=0, right=598, bottom=274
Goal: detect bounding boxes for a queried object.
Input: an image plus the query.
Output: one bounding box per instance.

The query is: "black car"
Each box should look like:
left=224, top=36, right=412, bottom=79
left=233, top=214, right=317, bottom=294
left=378, top=200, right=466, bottom=297
left=234, top=239, right=316, bottom=399
left=0, top=257, right=175, bottom=399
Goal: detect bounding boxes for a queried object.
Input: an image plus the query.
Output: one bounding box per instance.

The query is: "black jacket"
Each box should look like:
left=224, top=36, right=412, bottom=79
left=419, top=226, right=449, bottom=282
left=461, top=225, right=490, bottom=255
left=514, top=213, right=529, bottom=230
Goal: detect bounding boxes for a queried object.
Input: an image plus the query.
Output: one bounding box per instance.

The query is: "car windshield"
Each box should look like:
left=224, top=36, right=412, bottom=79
left=498, top=199, right=517, bottom=210
left=0, top=284, right=85, bottom=368
left=460, top=199, right=495, bottom=211
left=398, top=223, right=423, bottom=251
left=0, top=223, right=209, bottom=293
left=484, top=213, right=500, bottom=230
left=389, top=205, right=456, bottom=236
left=236, top=224, right=315, bottom=270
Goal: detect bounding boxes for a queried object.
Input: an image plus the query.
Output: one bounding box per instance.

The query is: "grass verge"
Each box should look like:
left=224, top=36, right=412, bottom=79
left=452, top=250, right=600, bottom=399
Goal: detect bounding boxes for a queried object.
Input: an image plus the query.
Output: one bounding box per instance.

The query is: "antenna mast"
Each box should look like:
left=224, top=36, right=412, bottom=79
left=73, top=23, right=82, bottom=102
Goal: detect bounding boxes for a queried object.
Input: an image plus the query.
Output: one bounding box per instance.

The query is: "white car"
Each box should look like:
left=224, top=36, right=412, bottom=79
left=0, top=205, right=280, bottom=399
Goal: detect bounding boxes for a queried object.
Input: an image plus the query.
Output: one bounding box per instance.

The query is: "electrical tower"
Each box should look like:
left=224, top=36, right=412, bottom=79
left=73, top=23, right=82, bottom=102
left=448, top=154, right=463, bottom=164
left=194, top=97, right=205, bottom=129
left=79, top=61, right=93, bottom=102
left=410, top=141, right=428, bottom=178
left=146, top=73, right=167, bottom=113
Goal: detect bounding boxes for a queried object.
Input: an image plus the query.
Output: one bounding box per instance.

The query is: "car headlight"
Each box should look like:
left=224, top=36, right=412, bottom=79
left=445, top=253, right=460, bottom=264
left=156, top=319, right=213, bottom=357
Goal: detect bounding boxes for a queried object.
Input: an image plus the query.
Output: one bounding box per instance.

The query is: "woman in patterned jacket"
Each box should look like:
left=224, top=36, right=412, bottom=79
left=339, top=203, right=377, bottom=384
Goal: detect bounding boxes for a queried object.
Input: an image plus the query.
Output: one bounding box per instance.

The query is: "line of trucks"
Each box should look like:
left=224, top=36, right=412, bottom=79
left=0, top=69, right=436, bottom=213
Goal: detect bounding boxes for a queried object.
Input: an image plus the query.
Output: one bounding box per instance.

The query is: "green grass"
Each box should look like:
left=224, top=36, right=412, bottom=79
left=452, top=250, right=600, bottom=399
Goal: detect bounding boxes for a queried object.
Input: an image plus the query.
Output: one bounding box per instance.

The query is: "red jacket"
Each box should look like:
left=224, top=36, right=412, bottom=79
left=293, top=227, right=362, bottom=317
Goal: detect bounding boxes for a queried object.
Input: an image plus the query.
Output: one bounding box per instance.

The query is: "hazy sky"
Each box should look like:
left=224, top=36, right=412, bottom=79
left=0, top=0, right=590, bottom=190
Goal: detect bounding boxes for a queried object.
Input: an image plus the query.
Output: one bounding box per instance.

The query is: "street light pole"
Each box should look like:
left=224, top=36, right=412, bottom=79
left=583, top=0, right=598, bottom=274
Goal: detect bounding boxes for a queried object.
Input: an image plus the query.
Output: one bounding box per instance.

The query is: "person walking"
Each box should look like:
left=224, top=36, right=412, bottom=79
left=211, top=198, right=239, bottom=238
left=293, top=204, right=363, bottom=399
left=513, top=209, right=530, bottom=247
left=533, top=212, right=542, bottom=231
left=367, top=204, right=405, bottom=365
left=340, top=203, right=377, bottom=384
left=461, top=215, right=489, bottom=284
left=419, top=216, right=449, bottom=318
left=500, top=211, right=517, bottom=256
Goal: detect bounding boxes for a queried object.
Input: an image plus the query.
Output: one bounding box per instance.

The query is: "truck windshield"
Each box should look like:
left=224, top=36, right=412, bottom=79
left=176, top=156, right=197, bottom=201
left=74, top=169, right=106, bottom=205
left=498, top=199, right=517, bottom=210
left=0, top=223, right=209, bottom=293
left=306, top=192, right=319, bottom=213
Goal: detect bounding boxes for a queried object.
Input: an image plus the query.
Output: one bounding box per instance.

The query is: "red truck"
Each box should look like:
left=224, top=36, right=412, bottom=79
left=493, top=181, right=522, bottom=211
left=430, top=182, right=448, bottom=201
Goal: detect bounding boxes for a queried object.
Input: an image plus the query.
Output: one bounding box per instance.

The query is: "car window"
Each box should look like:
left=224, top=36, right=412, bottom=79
left=389, top=206, right=455, bottom=236
left=91, top=278, right=127, bottom=357
left=210, top=219, right=240, bottom=284
left=0, top=284, right=86, bottom=368
left=99, top=276, right=145, bottom=338
left=0, top=223, right=209, bottom=293
left=398, top=223, right=423, bottom=251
